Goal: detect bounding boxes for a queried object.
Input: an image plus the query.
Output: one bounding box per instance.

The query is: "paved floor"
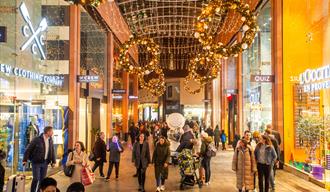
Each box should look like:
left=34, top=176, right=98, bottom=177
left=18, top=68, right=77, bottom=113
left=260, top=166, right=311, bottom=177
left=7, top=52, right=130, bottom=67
left=43, top=143, right=327, bottom=192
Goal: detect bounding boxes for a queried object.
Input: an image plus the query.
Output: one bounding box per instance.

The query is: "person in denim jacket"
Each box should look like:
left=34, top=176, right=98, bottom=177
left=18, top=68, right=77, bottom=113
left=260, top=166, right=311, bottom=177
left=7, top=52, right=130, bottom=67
left=254, top=135, right=277, bottom=192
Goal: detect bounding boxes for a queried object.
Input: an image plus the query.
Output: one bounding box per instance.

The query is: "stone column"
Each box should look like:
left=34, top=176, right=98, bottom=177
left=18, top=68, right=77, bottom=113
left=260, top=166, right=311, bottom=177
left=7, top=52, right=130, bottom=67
left=133, top=74, right=139, bottom=124
left=106, top=32, right=114, bottom=138
left=122, top=71, right=129, bottom=140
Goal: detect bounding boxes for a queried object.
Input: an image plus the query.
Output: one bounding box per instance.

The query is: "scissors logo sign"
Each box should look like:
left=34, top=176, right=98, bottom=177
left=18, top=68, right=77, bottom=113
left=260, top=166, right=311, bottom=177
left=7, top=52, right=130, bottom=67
left=19, top=2, right=48, bottom=60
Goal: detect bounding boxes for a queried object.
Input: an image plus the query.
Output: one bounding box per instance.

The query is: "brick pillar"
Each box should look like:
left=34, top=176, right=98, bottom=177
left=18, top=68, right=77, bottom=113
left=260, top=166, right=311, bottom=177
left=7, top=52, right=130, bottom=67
left=68, top=5, right=80, bottom=148
left=106, top=32, right=114, bottom=138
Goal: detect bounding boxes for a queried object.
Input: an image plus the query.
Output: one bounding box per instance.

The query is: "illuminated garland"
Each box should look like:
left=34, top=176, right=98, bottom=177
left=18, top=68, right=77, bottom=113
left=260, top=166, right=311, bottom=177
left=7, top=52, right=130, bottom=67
left=139, top=70, right=166, bottom=96
left=194, top=0, right=258, bottom=57
left=119, top=36, right=160, bottom=76
left=65, top=0, right=106, bottom=7
left=119, top=35, right=165, bottom=96
left=184, top=52, right=220, bottom=94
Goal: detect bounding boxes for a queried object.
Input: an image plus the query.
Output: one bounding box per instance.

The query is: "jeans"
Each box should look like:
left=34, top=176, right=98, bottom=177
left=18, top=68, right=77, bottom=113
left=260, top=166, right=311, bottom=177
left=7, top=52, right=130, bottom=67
left=92, top=160, right=104, bottom=176
left=269, top=162, right=275, bottom=189
left=215, top=140, right=219, bottom=149
left=31, top=162, right=48, bottom=192
left=222, top=142, right=226, bottom=150
left=0, top=163, right=4, bottom=192
left=257, top=163, right=271, bottom=192
left=138, top=166, right=146, bottom=189
left=156, top=175, right=165, bottom=187
left=202, top=157, right=211, bottom=183
left=107, top=162, right=119, bottom=178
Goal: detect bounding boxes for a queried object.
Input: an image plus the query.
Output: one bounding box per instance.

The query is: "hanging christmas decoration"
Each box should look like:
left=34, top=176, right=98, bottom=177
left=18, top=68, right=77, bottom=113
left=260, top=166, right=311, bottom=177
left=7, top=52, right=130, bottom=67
left=139, top=70, right=166, bottom=96
left=119, top=35, right=160, bottom=76
left=195, top=0, right=258, bottom=57
left=65, top=0, right=106, bottom=7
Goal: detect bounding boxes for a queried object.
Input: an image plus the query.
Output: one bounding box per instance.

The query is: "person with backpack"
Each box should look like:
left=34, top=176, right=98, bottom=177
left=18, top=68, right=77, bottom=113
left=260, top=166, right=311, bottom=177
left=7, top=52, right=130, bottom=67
left=232, top=139, right=257, bottom=192
left=199, top=132, right=214, bottom=186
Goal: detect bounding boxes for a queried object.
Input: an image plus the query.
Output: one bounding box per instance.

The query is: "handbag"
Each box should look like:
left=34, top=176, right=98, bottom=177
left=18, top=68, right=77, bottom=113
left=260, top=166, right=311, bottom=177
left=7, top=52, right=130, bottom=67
left=64, top=152, right=75, bottom=177
left=81, top=166, right=95, bottom=186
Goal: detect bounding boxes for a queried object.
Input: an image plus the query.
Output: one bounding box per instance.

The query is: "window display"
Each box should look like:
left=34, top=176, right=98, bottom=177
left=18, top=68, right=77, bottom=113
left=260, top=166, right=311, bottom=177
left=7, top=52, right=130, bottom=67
left=242, top=2, right=272, bottom=133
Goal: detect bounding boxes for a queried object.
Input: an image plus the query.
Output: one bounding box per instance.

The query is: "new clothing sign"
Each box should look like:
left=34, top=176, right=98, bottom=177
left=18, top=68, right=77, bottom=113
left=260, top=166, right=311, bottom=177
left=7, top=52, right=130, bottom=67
left=0, top=63, right=64, bottom=86
left=77, top=75, right=100, bottom=83
left=19, top=2, right=48, bottom=60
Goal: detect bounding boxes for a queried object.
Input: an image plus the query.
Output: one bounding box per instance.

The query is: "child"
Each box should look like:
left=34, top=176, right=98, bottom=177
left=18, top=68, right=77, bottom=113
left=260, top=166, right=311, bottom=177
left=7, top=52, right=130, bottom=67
left=220, top=130, right=227, bottom=150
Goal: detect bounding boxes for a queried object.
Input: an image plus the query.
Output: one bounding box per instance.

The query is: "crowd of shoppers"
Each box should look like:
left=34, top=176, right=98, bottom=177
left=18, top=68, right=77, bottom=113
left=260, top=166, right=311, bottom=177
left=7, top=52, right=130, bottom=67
left=232, top=124, right=282, bottom=192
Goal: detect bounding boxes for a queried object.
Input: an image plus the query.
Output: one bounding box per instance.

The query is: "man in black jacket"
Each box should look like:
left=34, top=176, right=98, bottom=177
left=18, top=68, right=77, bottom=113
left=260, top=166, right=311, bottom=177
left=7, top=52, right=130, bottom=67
left=23, top=126, right=56, bottom=192
left=92, top=132, right=107, bottom=177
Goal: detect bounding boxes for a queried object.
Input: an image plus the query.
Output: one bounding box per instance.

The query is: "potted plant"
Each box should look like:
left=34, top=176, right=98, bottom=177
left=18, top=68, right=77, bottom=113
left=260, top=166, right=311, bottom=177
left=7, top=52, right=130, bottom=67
left=297, top=114, right=324, bottom=180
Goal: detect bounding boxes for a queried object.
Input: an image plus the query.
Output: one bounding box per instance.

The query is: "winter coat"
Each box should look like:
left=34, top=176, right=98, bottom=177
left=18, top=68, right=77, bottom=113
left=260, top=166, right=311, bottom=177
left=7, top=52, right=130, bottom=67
left=129, top=126, right=139, bottom=139
left=232, top=146, right=257, bottom=190
left=66, top=151, right=89, bottom=183
left=23, top=134, right=56, bottom=164
left=214, top=128, right=221, bottom=143
left=108, top=142, right=124, bottom=163
left=177, top=131, right=194, bottom=152
left=93, top=138, right=107, bottom=162
left=254, top=144, right=277, bottom=165
left=221, top=133, right=227, bottom=143
left=272, top=130, right=281, bottom=145
left=200, top=136, right=213, bottom=159
left=152, top=141, right=170, bottom=179
left=132, top=141, right=151, bottom=169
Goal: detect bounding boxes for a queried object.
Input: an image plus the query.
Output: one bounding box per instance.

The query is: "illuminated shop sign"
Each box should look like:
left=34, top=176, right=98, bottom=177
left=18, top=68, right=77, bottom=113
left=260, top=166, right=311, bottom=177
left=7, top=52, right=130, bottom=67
left=77, top=75, right=100, bottom=83
left=250, top=75, right=274, bottom=83
left=0, top=63, right=64, bottom=86
left=299, top=65, right=330, bottom=92
left=19, top=2, right=48, bottom=60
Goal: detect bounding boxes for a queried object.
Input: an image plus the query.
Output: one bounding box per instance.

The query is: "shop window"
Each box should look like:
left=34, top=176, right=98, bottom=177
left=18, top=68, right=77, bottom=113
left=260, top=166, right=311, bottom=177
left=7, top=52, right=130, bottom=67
left=41, top=5, right=69, bottom=26
left=242, top=1, right=272, bottom=132
left=46, top=40, right=69, bottom=60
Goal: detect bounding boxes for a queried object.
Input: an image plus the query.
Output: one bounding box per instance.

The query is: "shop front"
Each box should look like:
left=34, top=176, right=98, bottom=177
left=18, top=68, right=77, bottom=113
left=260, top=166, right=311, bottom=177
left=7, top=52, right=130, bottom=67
left=0, top=0, right=69, bottom=177
left=283, top=0, right=330, bottom=188
left=242, top=1, right=272, bottom=133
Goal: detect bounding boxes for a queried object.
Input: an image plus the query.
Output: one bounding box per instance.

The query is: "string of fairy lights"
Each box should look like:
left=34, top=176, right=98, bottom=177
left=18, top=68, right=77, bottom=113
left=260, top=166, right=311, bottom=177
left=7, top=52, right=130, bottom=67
left=184, top=0, right=259, bottom=94
left=99, top=0, right=258, bottom=96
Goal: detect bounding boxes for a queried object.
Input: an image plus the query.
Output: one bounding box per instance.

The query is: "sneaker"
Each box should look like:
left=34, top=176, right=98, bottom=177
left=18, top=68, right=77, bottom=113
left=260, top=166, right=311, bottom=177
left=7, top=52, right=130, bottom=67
left=205, top=182, right=210, bottom=186
left=160, top=185, right=165, bottom=191
left=100, top=174, right=105, bottom=178
left=105, top=177, right=110, bottom=182
left=156, top=187, right=161, bottom=192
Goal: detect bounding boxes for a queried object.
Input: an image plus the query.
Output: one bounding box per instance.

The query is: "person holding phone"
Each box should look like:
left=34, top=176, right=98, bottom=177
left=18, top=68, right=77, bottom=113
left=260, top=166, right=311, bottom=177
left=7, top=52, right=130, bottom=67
left=105, top=135, right=124, bottom=181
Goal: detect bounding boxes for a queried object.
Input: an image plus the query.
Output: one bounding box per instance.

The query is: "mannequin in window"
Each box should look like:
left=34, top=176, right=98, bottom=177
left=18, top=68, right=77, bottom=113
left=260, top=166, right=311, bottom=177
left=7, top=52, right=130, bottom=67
left=26, top=117, right=40, bottom=145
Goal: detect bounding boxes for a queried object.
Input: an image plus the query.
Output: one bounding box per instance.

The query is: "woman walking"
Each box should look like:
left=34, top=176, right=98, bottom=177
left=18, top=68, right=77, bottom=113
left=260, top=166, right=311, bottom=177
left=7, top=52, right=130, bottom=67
left=66, top=141, right=89, bottom=183
left=132, top=133, right=151, bottom=192
left=214, top=125, right=221, bottom=150
left=105, top=135, right=124, bottom=181
left=152, top=136, right=170, bottom=192
left=199, top=132, right=213, bottom=185
left=254, top=135, right=277, bottom=192
left=232, top=139, right=257, bottom=192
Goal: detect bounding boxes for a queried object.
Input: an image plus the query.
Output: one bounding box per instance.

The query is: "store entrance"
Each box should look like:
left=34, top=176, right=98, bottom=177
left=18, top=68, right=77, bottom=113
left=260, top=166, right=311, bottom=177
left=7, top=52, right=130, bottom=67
left=227, top=94, right=237, bottom=143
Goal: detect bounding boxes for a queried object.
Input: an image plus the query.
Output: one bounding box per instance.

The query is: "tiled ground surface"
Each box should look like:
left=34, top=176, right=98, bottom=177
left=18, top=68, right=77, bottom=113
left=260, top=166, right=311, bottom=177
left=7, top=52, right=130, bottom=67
left=26, top=142, right=327, bottom=192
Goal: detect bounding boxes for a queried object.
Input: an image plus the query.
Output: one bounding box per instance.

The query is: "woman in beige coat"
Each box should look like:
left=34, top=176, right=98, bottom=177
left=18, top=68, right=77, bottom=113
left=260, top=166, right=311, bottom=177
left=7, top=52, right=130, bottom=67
left=232, top=139, right=257, bottom=192
left=66, top=141, right=89, bottom=183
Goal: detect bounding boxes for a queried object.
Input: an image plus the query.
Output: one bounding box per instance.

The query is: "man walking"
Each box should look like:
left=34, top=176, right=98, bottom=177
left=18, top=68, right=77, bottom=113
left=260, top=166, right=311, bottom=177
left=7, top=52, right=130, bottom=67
left=92, top=132, right=107, bottom=177
left=23, top=126, right=56, bottom=192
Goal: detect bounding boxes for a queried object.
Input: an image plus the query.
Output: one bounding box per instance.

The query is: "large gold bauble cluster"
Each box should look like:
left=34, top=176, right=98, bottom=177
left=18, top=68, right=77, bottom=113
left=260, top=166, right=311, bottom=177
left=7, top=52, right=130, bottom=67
left=119, top=36, right=165, bottom=96
left=185, top=0, right=259, bottom=94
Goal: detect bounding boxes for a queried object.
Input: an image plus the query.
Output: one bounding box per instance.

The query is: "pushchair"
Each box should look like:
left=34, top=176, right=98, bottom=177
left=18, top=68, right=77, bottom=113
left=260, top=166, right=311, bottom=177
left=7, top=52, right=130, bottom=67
left=178, top=149, right=203, bottom=190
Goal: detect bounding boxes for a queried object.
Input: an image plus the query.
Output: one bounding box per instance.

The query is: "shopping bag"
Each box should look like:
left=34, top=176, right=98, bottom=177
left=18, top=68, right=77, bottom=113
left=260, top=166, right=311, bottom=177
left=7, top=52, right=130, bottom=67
left=81, top=167, right=95, bottom=186
left=6, top=174, right=25, bottom=192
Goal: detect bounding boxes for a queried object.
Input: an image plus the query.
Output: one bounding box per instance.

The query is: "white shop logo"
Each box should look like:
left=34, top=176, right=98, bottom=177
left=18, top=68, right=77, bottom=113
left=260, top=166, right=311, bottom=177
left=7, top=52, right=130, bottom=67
left=19, top=2, right=48, bottom=60
left=299, top=65, right=330, bottom=92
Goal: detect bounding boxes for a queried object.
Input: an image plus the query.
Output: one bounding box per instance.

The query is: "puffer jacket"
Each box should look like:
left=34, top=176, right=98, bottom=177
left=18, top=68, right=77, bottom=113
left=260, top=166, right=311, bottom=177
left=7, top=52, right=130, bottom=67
left=232, top=146, right=257, bottom=190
